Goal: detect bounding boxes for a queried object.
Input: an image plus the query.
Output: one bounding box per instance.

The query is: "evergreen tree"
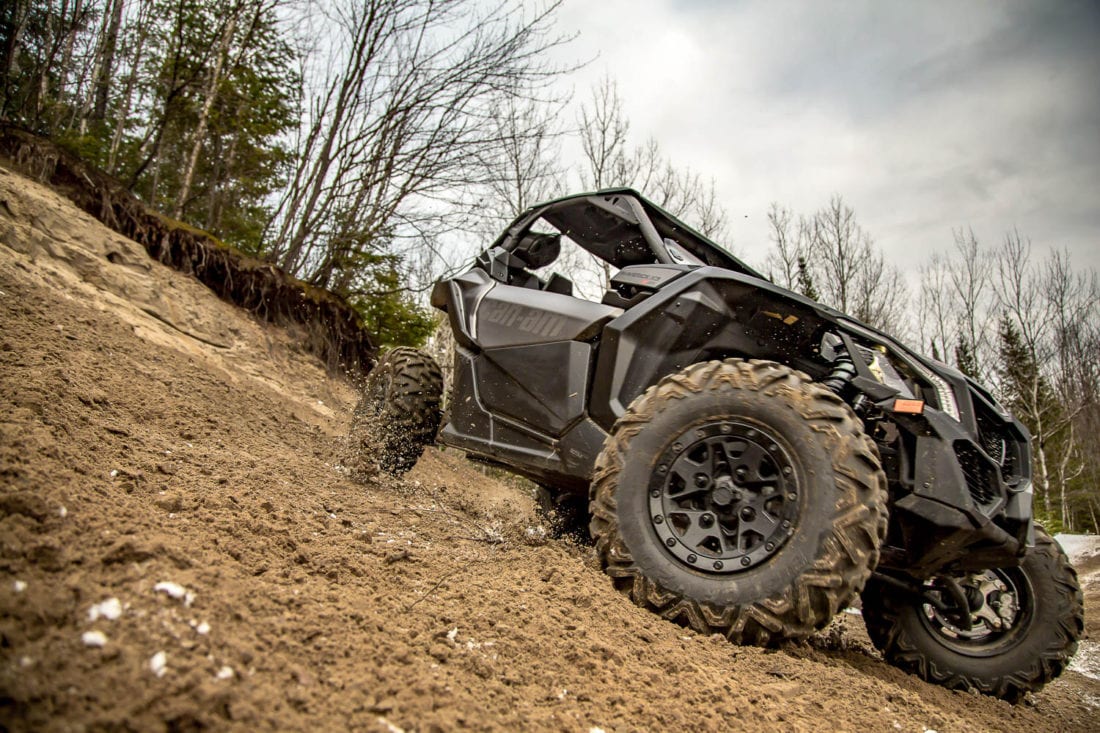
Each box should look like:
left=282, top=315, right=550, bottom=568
left=954, top=337, right=979, bottom=379
left=996, top=315, right=1067, bottom=528
left=796, top=255, right=819, bottom=301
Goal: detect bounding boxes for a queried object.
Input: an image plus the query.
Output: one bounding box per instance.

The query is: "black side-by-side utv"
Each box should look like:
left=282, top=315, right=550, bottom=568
left=350, top=189, right=1083, bottom=702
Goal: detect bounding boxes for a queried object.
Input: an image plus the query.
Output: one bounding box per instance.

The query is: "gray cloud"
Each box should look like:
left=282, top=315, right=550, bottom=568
left=552, top=0, right=1100, bottom=273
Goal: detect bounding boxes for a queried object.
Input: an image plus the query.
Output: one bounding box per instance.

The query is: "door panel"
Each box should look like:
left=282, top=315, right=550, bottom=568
left=479, top=341, right=591, bottom=435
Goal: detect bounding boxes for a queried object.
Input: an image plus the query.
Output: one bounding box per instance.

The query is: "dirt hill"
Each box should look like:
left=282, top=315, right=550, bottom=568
left=1, top=164, right=1096, bottom=732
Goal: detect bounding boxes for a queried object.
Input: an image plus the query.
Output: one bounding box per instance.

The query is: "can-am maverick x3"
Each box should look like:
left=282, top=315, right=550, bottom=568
left=351, top=189, right=1083, bottom=702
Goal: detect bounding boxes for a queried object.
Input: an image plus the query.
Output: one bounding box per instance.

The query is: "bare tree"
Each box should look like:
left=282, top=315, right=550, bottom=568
left=770, top=195, right=909, bottom=334
left=576, top=76, right=731, bottom=242
left=265, top=0, right=571, bottom=297
left=475, top=93, right=566, bottom=231
left=577, top=74, right=629, bottom=191
left=1043, top=250, right=1099, bottom=529
left=947, top=228, right=994, bottom=377
left=917, top=250, right=957, bottom=361
left=991, top=231, right=1085, bottom=524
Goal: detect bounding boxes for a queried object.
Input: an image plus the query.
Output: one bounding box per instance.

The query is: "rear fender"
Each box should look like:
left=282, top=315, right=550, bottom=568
left=430, top=269, right=495, bottom=350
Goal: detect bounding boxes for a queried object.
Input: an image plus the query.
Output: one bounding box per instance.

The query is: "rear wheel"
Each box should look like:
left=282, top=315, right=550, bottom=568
left=861, top=526, right=1084, bottom=702
left=534, top=485, right=590, bottom=543
left=349, top=347, right=443, bottom=476
left=590, top=359, right=888, bottom=645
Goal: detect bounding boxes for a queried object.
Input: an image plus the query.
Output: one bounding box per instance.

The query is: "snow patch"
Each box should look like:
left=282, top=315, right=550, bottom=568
left=1053, top=533, right=1100, bottom=565
left=1069, top=640, right=1100, bottom=682
left=12, top=580, right=26, bottom=593
left=216, top=666, right=234, bottom=680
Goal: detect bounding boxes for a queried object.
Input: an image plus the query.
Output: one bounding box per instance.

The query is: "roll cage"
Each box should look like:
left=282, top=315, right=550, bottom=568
left=490, top=188, right=766, bottom=279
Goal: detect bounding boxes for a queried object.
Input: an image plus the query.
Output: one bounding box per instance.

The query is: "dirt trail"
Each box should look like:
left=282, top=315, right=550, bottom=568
left=1, top=164, right=1096, bottom=732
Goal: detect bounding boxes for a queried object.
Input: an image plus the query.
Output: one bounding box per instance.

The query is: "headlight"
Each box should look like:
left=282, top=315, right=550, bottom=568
left=907, top=359, right=961, bottom=422
left=861, top=346, right=916, bottom=399
left=856, top=343, right=960, bottom=422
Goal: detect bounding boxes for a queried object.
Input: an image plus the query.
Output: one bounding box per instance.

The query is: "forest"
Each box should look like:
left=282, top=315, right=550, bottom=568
left=1, top=0, right=1097, bottom=532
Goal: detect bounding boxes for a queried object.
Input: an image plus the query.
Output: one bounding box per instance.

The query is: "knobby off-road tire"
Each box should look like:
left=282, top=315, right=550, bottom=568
left=590, top=359, right=888, bottom=645
left=534, top=485, right=591, bottom=543
left=350, top=347, right=443, bottom=476
left=861, top=526, right=1084, bottom=702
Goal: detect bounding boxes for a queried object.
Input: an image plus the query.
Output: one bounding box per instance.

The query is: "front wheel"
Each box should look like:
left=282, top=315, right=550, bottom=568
left=861, top=526, right=1084, bottom=702
left=590, top=359, right=888, bottom=645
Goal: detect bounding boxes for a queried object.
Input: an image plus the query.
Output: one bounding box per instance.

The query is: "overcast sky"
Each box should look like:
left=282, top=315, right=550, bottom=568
left=548, top=0, right=1100, bottom=275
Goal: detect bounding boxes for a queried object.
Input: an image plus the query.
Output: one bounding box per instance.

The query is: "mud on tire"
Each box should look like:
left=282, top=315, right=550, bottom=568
left=860, top=526, right=1084, bottom=702
left=350, top=347, right=443, bottom=476
left=590, top=359, right=888, bottom=645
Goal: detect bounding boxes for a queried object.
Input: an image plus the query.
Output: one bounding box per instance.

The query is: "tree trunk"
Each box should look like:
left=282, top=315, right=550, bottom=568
left=108, top=2, right=150, bottom=173
left=173, top=11, right=238, bottom=220
left=52, top=0, right=85, bottom=130
left=0, top=0, right=33, bottom=118
left=93, top=0, right=124, bottom=120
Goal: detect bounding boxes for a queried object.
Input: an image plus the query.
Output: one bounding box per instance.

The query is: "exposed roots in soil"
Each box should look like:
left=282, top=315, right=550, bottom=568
left=0, top=123, right=375, bottom=374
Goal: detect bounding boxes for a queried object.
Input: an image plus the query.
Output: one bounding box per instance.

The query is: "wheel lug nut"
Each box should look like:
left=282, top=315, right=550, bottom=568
left=651, top=489, right=661, bottom=498
left=781, top=520, right=791, bottom=529
left=700, top=514, right=714, bottom=528
left=783, top=466, right=792, bottom=476
left=720, top=424, right=730, bottom=433
left=653, top=515, right=664, bottom=524
left=713, top=561, right=724, bottom=570
left=658, top=465, right=668, bottom=475
left=687, top=554, right=697, bottom=564
left=673, top=442, right=683, bottom=452
left=741, top=557, right=751, bottom=566
left=740, top=507, right=755, bottom=521
left=787, top=492, right=796, bottom=501
left=666, top=538, right=676, bottom=548
left=765, top=542, right=775, bottom=552
left=694, top=473, right=709, bottom=487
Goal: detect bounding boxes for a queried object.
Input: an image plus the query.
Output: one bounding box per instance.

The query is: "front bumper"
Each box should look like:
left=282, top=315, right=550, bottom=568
left=837, top=329, right=1034, bottom=577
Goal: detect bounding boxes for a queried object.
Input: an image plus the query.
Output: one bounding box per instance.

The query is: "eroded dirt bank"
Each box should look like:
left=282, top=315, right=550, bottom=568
left=1, top=165, right=1097, bottom=731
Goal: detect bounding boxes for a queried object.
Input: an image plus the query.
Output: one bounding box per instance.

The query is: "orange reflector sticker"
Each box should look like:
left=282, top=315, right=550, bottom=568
left=892, top=398, right=925, bottom=414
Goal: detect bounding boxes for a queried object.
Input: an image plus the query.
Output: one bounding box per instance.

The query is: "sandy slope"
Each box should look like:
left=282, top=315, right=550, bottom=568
left=0, top=164, right=1096, bottom=732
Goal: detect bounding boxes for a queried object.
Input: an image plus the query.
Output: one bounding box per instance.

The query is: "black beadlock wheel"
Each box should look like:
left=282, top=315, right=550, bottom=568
left=861, top=525, right=1084, bottom=702
left=590, top=359, right=888, bottom=645
left=349, top=347, right=443, bottom=476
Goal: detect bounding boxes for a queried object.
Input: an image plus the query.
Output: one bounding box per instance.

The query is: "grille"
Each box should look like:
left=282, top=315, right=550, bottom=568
left=973, top=403, right=1018, bottom=483
left=954, top=443, right=1000, bottom=507
left=980, top=428, right=1005, bottom=464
